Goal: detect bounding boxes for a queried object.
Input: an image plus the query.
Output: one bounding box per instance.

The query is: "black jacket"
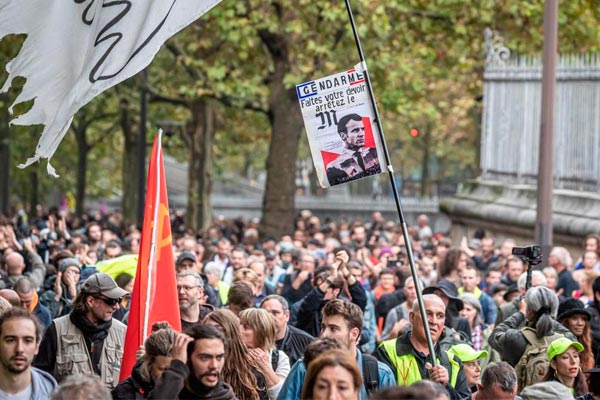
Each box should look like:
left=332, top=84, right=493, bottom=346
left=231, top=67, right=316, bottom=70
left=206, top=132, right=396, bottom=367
left=295, top=281, right=367, bottom=337
left=148, top=359, right=239, bottom=400
left=588, top=303, right=600, bottom=363
left=374, top=330, right=471, bottom=400
left=112, top=359, right=153, bottom=399
left=489, top=310, right=575, bottom=366
left=276, top=325, right=314, bottom=366
left=281, top=272, right=313, bottom=304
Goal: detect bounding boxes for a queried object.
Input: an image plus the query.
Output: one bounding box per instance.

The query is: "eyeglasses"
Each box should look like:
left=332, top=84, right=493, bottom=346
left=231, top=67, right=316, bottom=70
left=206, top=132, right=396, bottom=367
left=177, top=285, right=199, bottom=292
left=94, top=296, right=122, bottom=307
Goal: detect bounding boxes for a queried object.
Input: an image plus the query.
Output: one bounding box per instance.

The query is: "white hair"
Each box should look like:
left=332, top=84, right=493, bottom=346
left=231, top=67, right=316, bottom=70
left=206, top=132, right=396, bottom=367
left=517, top=270, right=547, bottom=290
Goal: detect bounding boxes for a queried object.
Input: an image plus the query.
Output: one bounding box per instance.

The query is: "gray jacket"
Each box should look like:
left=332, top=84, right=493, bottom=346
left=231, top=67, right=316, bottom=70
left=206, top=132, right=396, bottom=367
left=31, top=366, right=58, bottom=400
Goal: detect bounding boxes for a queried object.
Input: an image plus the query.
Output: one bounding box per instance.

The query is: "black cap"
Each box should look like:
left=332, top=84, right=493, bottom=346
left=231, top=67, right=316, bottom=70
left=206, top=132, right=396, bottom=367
left=176, top=251, right=197, bottom=265
left=503, top=284, right=519, bottom=302
left=423, top=279, right=464, bottom=311
left=557, top=298, right=592, bottom=321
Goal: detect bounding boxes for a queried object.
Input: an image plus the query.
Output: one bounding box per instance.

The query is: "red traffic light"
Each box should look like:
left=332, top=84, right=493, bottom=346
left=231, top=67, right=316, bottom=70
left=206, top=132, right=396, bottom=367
left=409, top=128, right=419, bottom=137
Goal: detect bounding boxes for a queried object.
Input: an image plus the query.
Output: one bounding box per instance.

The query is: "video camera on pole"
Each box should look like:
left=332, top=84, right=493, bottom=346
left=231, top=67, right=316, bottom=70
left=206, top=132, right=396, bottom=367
left=511, top=245, right=542, bottom=291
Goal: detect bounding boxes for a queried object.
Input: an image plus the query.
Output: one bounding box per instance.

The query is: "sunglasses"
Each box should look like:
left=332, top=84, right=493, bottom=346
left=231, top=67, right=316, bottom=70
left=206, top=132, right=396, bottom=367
left=94, top=296, right=122, bottom=307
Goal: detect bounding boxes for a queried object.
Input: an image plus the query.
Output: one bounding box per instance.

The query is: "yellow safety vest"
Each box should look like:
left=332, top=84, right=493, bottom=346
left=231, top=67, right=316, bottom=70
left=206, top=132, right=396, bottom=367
left=381, top=339, right=459, bottom=387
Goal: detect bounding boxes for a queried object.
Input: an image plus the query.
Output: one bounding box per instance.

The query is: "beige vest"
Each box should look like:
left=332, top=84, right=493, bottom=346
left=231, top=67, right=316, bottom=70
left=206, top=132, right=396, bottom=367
left=53, top=314, right=126, bottom=389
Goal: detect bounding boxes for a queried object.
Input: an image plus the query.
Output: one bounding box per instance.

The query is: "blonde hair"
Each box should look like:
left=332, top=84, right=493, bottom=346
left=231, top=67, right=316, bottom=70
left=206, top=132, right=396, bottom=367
left=233, top=267, right=259, bottom=288
left=239, top=308, right=277, bottom=350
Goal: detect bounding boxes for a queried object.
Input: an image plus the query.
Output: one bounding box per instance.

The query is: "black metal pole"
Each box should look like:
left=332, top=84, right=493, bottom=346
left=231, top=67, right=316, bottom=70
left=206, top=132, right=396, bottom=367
left=137, top=69, right=148, bottom=226
left=344, top=0, right=437, bottom=366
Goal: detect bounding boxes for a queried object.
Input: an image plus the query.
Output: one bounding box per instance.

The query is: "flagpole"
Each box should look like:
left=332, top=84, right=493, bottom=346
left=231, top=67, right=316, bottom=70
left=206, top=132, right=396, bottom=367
left=343, top=0, right=437, bottom=366
left=142, top=130, right=163, bottom=340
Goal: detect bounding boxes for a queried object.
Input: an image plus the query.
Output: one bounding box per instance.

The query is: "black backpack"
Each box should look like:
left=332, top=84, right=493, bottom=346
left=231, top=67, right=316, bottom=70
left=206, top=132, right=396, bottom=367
left=361, top=353, right=380, bottom=396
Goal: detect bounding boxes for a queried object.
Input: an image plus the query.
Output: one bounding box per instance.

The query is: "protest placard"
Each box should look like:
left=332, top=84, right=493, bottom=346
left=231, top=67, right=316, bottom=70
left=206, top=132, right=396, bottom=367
left=297, top=65, right=385, bottom=188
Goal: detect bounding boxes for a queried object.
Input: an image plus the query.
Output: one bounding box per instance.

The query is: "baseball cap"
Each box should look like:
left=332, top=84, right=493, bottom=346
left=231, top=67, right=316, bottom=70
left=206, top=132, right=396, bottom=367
left=448, top=344, right=488, bottom=363
left=547, top=337, right=584, bottom=361
left=82, top=272, right=128, bottom=299
left=176, top=251, right=197, bottom=265
left=423, top=279, right=464, bottom=311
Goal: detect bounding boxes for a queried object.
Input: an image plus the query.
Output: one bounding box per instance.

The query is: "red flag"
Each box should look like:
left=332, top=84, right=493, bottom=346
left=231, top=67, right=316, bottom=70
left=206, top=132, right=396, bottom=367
left=120, top=132, right=181, bottom=381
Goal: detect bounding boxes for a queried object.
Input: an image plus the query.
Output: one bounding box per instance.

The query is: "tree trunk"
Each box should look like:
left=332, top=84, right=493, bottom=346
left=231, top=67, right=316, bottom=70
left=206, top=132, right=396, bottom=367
left=185, top=99, right=216, bottom=232
left=120, top=99, right=138, bottom=225
left=259, top=30, right=305, bottom=239
left=261, top=85, right=304, bottom=238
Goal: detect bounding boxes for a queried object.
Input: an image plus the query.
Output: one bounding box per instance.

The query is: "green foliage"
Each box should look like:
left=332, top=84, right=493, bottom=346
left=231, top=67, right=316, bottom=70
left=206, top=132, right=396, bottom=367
left=1, top=1, right=599, bottom=207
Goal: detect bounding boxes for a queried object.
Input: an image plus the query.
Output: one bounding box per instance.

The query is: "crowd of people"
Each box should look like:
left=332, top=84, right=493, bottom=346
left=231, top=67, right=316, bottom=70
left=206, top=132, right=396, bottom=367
left=1, top=207, right=600, bottom=399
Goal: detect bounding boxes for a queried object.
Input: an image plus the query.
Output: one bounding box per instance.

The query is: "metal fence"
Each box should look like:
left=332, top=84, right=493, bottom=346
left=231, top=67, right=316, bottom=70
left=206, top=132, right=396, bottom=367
left=481, top=29, right=600, bottom=191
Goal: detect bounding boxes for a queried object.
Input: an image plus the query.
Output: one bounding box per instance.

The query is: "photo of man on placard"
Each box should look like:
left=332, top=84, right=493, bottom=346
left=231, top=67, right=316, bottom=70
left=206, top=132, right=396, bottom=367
left=326, top=113, right=381, bottom=186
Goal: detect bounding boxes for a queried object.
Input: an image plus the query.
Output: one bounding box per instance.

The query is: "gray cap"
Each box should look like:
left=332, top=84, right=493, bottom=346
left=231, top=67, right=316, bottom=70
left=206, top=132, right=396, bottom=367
left=59, top=258, right=81, bottom=273
left=519, top=381, right=572, bottom=400
left=81, top=272, right=128, bottom=299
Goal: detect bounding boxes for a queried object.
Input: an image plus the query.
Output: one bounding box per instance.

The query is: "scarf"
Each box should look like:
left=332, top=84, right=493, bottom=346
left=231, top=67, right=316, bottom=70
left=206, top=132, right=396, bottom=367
left=69, top=310, right=112, bottom=342
left=183, top=375, right=238, bottom=400
left=28, top=290, right=39, bottom=313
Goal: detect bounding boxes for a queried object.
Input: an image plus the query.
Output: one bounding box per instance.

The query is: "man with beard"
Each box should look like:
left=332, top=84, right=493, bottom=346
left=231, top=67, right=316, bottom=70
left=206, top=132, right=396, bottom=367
left=375, top=294, right=470, bottom=400
left=33, top=272, right=127, bottom=389
left=151, top=324, right=238, bottom=399
left=277, top=299, right=395, bottom=400
left=0, top=308, right=56, bottom=399
left=178, top=270, right=214, bottom=331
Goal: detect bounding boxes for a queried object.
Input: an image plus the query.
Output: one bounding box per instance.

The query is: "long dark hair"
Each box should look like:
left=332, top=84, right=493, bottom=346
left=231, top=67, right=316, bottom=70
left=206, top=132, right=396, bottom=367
left=560, top=316, right=595, bottom=371
left=542, top=364, right=588, bottom=396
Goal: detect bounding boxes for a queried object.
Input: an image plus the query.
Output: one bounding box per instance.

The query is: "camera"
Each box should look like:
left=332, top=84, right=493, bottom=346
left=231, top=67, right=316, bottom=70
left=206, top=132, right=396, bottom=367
left=512, top=245, right=542, bottom=264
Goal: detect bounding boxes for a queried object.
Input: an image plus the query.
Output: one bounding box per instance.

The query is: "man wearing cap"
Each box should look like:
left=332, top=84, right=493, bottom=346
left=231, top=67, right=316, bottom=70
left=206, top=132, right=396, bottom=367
left=374, top=294, right=470, bottom=400
left=448, top=343, right=488, bottom=393
left=177, top=252, right=220, bottom=307
left=176, top=251, right=199, bottom=274
left=39, top=257, right=82, bottom=318
left=34, top=272, right=127, bottom=389
left=423, top=279, right=472, bottom=343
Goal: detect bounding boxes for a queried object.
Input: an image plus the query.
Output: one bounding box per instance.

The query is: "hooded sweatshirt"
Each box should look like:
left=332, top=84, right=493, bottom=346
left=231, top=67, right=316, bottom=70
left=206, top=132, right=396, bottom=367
left=31, top=367, right=58, bottom=400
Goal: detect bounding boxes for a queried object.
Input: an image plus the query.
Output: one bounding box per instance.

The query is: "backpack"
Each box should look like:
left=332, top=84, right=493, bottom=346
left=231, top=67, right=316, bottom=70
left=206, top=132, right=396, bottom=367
left=515, top=327, right=563, bottom=392
left=361, top=353, right=380, bottom=396
left=438, top=327, right=473, bottom=354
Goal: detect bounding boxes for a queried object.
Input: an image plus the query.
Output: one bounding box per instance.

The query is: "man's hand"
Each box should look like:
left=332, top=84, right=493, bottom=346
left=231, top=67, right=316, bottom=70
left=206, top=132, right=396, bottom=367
left=518, top=296, right=527, bottom=315
left=389, top=319, right=409, bottom=338
left=171, top=333, right=193, bottom=364
left=292, top=270, right=311, bottom=289
left=22, top=237, right=35, bottom=253
left=53, top=272, right=63, bottom=300
left=426, top=363, right=449, bottom=386
left=64, top=272, right=78, bottom=298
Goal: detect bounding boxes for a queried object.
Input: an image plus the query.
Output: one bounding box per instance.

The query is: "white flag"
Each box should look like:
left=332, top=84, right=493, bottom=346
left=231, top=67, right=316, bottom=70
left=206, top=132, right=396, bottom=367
left=0, top=0, right=222, bottom=176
